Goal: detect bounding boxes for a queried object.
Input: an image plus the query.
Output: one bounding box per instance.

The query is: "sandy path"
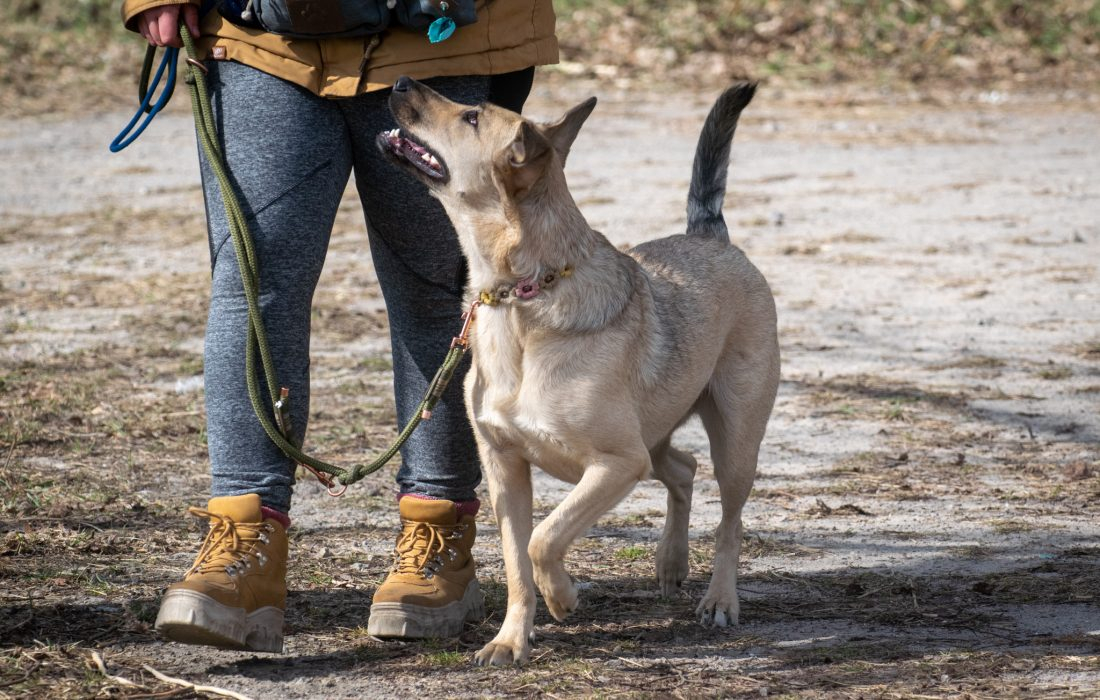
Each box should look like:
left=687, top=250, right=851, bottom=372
left=1, top=83, right=1098, bottom=697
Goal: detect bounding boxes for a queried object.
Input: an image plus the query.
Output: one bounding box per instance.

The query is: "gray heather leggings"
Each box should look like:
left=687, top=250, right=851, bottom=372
left=199, top=61, right=529, bottom=513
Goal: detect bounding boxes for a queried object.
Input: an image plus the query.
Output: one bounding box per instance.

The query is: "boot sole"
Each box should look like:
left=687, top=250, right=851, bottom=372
left=155, top=589, right=284, bottom=653
left=367, top=579, right=485, bottom=638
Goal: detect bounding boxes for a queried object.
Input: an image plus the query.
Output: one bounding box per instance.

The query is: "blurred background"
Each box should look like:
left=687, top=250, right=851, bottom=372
left=2, top=0, right=1099, bottom=116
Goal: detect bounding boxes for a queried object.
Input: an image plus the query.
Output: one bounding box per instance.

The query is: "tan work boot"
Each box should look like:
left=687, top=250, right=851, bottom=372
left=367, top=497, right=484, bottom=638
left=155, top=494, right=288, bottom=653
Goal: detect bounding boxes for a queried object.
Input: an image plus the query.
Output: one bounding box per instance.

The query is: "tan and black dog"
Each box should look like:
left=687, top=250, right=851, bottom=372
left=378, top=78, right=779, bottom=666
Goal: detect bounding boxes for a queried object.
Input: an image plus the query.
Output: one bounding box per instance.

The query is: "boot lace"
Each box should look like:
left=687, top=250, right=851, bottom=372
left=186, top=507, right=274, bottom=578
left=390, top=520, right=468, bottom=580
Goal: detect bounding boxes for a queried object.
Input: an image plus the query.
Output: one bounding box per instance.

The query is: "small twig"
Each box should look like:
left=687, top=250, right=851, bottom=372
left=615, top=656, right=647, bottom=668
left=962, top=625, right=1020, bottom=641
left=0, top=657, right=40, bottom=689
left=142, top=665, right=257, bottom=700
left=53, top=430, right=109, bottom=439
left=855, top=583, right=894, bottom=599
left=90, top=651, right=140, bottom=687
left=2, top=438, right=17, bottom=472
left=124, top=689, right=191, bottom=700
left=0, top=592, right=36, bottom=601
left=12, top=517, right=105, bottom=532
left=87, top=620, right=123, bottom=644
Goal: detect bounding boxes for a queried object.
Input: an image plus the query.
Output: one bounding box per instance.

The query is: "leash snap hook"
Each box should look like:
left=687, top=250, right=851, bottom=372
left=299, top=461, right=347, bottom=497
left=450, top=300, right=480, bottom=349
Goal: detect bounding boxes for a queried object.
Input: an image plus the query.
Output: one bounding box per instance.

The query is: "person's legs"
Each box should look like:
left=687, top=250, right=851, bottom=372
left=157, top=60, right=353, bottom=652
left=201, top=61, right=354, bottom=514
left=339, top=71, right=533, bottom=638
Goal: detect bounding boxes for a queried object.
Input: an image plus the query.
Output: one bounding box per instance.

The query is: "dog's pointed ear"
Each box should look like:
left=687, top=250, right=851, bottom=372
left=542, top=96, right=597, bottom=165
left=495, top=120, right=553, bottom=199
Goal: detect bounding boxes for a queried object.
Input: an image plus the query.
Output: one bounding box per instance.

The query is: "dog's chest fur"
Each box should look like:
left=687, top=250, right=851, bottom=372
left=467, top=310, right=594, bottom=483
left=463, top=238, right=751, bottom=485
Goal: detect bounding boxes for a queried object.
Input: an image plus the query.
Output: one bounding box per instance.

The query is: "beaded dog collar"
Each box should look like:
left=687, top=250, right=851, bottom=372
left=478, top=266, right=573, bottom=306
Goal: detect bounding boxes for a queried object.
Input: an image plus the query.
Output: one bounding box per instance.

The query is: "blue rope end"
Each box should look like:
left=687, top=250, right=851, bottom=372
left=109, top=46, right=179, bottom=152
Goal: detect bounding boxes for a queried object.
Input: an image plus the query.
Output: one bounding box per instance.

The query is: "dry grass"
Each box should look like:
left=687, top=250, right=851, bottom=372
left=555, top=0, right=1100, bottom=90
left=4, top=0, right=1100, bottom=118
left=4, top=360, right=1098, bottom=697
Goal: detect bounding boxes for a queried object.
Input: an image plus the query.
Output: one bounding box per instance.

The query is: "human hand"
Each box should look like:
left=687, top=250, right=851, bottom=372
left=137, top=4, right=200, bottom=48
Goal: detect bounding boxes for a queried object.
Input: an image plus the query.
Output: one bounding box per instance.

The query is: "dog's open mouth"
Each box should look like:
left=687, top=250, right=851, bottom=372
left=377, top=128, right=448, bottom=181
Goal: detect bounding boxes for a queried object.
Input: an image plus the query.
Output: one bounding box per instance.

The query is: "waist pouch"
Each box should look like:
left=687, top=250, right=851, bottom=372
left=219, top=0, right=478, bottom=39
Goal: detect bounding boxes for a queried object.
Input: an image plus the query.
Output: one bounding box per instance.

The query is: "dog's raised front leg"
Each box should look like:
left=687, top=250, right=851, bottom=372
left=474, top=448, right=536, bottom=667
left=530, top=451, right=649, bottom=621
left=652, top=441, right=698, bottom=596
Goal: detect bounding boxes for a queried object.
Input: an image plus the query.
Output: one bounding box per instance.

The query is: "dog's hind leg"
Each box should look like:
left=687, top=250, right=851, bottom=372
left=529, top=449, right=650, bottom=622
left=695, top=358, right=778, bottom=627
left=652, top=439, right=698, bottom=596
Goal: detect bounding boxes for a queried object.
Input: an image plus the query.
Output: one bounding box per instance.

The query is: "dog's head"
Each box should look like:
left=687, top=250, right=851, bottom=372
left=377, top=77, right=596, bottom=207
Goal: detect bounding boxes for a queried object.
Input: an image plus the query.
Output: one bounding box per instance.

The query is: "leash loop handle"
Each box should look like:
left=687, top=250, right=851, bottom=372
left=109, top=44, right=178, bottom=153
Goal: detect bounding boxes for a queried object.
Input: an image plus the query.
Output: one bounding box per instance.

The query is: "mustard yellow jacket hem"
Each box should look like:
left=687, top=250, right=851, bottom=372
left=120, top=0, right=558, bottom=97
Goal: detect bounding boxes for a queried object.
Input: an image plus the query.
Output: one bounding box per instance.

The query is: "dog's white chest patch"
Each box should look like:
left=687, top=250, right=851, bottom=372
left=470, top=315, right=589, bottom=483
left=480, top=393, right=579, bottom=462
left=473, top=382, right=586, bottom=484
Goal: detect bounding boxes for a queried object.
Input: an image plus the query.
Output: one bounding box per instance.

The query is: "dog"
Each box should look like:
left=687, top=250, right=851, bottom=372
left=378, top=77, right=779, bottom=666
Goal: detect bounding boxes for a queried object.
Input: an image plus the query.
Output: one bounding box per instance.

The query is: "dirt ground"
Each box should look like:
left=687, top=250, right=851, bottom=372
left=2, top=79, right=1099, bottom=698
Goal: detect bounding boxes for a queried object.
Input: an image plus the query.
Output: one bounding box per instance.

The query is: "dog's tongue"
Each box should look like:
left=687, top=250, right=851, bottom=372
left=401, top=140, right=441, bottom=170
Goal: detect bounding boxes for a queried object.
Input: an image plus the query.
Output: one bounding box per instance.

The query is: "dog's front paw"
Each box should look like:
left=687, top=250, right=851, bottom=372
left=534, top=559, right=580, bottom=622
left=474, top=638, right=530, bottom=667
left=696, top=593, right=740, bottom=627
left=537, top=569, right=579, bottom=622
left=543, top=581, right=579, bottom=622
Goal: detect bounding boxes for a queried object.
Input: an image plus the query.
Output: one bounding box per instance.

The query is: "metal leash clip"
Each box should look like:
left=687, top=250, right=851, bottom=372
left=299, top=461, right=348, bottom=497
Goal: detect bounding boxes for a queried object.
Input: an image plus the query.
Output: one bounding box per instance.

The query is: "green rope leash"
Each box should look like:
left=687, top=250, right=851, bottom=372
left=178, top=24, right=472, bottom=488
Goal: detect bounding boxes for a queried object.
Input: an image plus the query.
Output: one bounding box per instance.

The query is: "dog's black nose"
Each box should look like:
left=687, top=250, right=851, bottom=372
left=393, top=76, right=413, bottom=92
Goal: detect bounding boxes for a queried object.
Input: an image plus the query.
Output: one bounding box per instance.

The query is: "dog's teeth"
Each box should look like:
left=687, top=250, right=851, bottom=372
left=421, top=152, right=432, bottom=163
left=428, top=155, right=440, bottom=168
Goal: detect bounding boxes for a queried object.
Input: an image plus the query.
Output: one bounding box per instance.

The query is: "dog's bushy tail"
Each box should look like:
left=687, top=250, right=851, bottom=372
left=686, top=81, right=757, bottom=243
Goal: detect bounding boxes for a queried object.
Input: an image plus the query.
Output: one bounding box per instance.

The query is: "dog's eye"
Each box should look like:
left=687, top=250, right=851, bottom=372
left=463, top=110, right=479, bottom=128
